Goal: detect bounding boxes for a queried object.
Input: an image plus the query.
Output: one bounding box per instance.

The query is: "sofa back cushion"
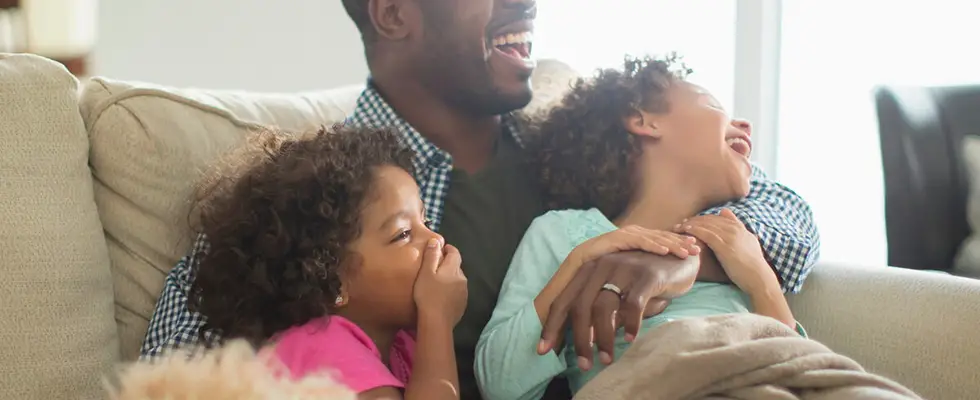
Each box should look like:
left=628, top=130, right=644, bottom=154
left=78, top=80, right=363, bottom=360
left=78, top=58, right=582, bottom=359
left=0, top=53, right=119, bottom=399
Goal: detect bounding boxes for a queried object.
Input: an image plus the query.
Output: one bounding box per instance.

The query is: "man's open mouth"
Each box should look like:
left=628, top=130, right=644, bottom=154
left=492, top=31, right=533, bottom=60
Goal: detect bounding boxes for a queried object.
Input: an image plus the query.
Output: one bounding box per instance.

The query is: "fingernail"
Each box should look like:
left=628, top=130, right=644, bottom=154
left=577, top=356, right=592, bottom=371
left=537, top=340, right=549, bottom=354
left=599, top=351, right=612, bottom=365
left=427, top=239, right=439, bottom=248
left=625, top=333, right=635, bottom=343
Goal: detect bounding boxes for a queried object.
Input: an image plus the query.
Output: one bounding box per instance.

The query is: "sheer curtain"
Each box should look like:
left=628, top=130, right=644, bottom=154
left=777, top=1, right=980, bottom=265
left=535, top=0, right=738, bottom=110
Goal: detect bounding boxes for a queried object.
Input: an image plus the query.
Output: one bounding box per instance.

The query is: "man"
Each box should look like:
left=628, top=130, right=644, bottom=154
left=141, top=0, right=820, bottom=398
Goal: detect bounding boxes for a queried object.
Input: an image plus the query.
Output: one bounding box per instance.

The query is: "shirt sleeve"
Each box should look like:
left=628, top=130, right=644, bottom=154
left=701, top=164, right=821, bottom=293
left=475, top=213, right=572, bottom=400
left=795, top=322, right=809, bottom=338
left=139, top=233, right=216, bottom=360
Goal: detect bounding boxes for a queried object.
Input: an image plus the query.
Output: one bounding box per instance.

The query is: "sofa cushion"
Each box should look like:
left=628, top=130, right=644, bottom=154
left=78, top=80, right=363, bottom=360
left=0, top=53, right=119, bottom=399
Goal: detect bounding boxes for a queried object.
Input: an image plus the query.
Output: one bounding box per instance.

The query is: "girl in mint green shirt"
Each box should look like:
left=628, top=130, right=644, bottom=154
left=475, top=55, right=807, bottom=400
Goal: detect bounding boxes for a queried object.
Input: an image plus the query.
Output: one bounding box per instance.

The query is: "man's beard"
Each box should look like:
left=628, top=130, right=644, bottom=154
left=452, top=79, right=533, bottom=116
left=420, top=38, right=533, bottom=117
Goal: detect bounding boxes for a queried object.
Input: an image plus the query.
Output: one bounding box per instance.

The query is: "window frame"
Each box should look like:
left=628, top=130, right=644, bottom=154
left=733, top=0, right=783, bottom=177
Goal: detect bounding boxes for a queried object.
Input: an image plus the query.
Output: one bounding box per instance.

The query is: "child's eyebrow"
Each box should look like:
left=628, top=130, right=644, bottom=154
left=379, top=210, right=412, bottom=231
left=696, top=91, right=724, bottom=109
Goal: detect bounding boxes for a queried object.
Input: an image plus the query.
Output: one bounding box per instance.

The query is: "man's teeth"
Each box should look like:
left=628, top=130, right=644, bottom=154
left=492, top=31, right=533, bottom=47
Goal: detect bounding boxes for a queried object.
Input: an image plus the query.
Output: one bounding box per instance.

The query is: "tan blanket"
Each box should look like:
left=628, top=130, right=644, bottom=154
left=573, top=314, right=921, bottom=400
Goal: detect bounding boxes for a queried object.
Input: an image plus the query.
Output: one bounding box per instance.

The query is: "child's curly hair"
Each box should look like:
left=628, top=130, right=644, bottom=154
left=187, top=125, right=415, bottom=347
left=527, top=54, right=692, bottom=218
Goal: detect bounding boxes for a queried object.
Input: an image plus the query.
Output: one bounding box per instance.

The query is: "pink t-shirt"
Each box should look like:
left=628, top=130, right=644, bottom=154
left=273, top=315, right=415, bottom=393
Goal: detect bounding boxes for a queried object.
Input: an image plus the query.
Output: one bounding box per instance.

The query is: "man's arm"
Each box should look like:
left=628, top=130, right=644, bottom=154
left=697, top=165, right=821, bottom=292
left=139, top=233, right=216, bottom=359
left=539, top=166, right=820, bottom=362
left=690, top=246, right=729, bottom=283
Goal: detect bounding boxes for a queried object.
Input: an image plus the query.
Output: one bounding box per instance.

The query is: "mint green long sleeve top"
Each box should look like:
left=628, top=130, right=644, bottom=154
left=474, top=209, right=750, bottom=400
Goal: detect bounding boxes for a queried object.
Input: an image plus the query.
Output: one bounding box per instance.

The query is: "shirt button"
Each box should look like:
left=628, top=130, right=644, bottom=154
left=430, top=152, right=451, bottom=167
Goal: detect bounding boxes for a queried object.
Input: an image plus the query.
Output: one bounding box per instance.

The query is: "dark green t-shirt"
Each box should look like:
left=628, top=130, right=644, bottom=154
left=437, top=133, right=546, bottom=399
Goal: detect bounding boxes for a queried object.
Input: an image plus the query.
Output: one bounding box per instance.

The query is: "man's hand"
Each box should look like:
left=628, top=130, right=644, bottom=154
left=537, top=251, right=698, bottom=370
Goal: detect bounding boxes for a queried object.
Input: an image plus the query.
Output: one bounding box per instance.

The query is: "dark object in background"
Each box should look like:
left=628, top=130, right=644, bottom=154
left=875, top=84, right=980, bottom=271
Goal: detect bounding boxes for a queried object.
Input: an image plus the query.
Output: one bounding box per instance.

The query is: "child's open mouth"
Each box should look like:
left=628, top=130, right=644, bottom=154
left=726, top=136, right=752, bottom=157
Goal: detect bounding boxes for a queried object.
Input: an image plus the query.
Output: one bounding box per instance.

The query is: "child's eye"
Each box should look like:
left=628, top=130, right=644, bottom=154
left=423, top=219, right=433, bottom=228
left=392, top=230, right=411, bottom=243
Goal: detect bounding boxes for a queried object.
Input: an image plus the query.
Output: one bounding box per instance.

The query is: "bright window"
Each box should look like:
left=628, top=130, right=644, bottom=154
left=777, top=0, right=980, bottom=265
left=535, top=0, right=737, bottom=110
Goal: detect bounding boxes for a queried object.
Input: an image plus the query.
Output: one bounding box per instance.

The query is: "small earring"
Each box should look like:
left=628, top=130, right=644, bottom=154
left=334, top=295, right=345, bottom=307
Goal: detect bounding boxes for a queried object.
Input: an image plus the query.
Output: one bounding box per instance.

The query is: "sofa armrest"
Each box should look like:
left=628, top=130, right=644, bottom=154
left=788, top=261, right=980, bottom=399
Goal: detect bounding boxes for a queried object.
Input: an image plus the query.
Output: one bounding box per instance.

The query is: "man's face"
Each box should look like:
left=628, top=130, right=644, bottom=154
left=413, top=0, right=537, bottom=116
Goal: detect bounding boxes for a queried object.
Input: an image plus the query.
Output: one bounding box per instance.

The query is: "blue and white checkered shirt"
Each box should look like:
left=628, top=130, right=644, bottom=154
left=139, top=84, right=820, bottom=359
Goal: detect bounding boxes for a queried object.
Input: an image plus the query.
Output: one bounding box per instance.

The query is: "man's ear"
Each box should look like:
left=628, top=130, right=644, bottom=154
left=623, top=110, right=662, bottom=139
left=368, top=0, right=416, bottom=41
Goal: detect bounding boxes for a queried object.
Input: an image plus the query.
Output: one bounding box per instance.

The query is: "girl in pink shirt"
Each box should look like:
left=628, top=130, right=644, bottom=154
left=187, top=125, right=468, bottom=400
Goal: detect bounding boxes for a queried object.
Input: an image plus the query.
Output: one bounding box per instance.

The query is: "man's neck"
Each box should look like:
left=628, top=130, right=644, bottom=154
left=372, top=75, right=502, bottom=173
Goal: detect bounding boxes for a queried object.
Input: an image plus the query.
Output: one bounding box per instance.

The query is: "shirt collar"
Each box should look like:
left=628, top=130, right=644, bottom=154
left=346, top=81, right=524, bottom=173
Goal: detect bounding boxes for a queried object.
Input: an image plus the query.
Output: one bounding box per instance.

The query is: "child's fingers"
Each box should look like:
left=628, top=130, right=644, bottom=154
left=439, top=244, right=462, bottom=274
left=719, top=208, right=738, bottom=221
left=632, top=237, right=671, bottom=256
left=684, top=225, right=724, bottom=249
left=613, top=228, right=670, bottom=256
left=422, top=239, right=443, bottom=274
left=656, top=232, right=699, bottom=258
left=649, top=236, right=687, bottom=258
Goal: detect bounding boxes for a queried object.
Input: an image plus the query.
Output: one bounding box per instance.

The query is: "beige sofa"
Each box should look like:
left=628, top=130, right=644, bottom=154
left=2, top=53, right=979, bottom=399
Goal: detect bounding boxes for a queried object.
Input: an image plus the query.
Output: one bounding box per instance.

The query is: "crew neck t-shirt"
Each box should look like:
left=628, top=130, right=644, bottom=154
left=437, top=133, right=546, bottom=399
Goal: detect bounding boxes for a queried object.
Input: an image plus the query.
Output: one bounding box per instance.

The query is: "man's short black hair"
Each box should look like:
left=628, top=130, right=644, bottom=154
left=342, top=0, right=374, bottom=41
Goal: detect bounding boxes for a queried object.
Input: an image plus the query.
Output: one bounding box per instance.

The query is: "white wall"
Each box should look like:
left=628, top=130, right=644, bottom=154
left=92, top=0, right=368, bottom=92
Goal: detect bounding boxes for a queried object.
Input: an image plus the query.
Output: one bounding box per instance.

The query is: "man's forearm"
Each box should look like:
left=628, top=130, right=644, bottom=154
left=702, top=169, right=821, bottom=292
left=692, top=239, right=732, bottom=284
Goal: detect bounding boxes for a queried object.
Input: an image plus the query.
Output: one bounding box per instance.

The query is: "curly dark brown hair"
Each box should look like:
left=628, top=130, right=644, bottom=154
left=187, top=125, right=415, bottom=347
left=526, top=54, right=692, bottom=218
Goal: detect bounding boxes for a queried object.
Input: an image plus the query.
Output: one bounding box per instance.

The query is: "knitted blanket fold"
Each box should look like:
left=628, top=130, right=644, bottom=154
left=573, top=314, right=921, bottom=400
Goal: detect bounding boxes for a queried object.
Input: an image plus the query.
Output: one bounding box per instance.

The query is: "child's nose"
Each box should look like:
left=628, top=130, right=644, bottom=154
left=731, top=119, right=752, bottom=136
left=427, top=231, right=445, bottom=248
